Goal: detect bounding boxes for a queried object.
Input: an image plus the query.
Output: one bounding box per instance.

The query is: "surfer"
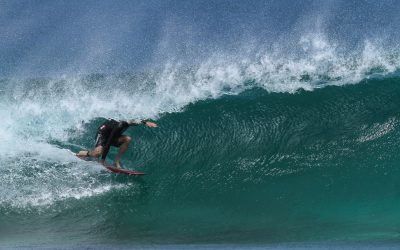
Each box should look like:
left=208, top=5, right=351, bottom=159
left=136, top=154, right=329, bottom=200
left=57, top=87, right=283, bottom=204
left=76, top=119, right=157, bottom=168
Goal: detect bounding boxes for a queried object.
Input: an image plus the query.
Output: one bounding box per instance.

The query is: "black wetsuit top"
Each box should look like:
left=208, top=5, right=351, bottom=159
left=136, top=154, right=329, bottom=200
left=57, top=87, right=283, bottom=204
left=95, top=119, right=144, bottom=160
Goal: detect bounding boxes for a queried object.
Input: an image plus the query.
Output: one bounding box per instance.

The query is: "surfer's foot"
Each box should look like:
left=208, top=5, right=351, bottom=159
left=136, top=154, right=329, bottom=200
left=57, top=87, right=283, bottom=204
left=114, top=162, right=122, bottom=169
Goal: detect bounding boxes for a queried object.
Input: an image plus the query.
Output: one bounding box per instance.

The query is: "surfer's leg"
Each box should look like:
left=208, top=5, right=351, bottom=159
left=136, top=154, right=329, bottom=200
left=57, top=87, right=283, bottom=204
left=114, top=135, right=132, bottom=168
left=90, top=146, right=103, bottom=157
left=76, top=146, right=103, bottom=158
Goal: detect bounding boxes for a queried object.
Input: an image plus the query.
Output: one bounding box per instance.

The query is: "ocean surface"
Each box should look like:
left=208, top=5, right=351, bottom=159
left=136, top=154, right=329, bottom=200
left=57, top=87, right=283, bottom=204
left=1, top=0, right=400, bottom=249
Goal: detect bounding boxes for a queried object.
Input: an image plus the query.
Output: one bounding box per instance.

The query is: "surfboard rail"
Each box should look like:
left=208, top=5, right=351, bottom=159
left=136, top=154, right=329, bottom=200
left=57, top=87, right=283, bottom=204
left=104, top=165, right=145, bottom=176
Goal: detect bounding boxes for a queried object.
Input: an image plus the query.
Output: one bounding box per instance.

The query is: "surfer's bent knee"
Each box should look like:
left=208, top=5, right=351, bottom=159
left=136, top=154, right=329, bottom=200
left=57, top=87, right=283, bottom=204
left=118, top=135, right=132, bottom=145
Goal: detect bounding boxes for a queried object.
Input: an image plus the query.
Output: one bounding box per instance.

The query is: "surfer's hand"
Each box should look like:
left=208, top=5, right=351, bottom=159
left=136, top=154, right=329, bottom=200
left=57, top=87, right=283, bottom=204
left=145, top=121, right=157, bottom=128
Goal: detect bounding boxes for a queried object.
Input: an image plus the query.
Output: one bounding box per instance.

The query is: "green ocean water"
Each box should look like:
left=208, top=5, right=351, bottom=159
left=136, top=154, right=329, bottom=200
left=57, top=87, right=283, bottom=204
left=2, top=0, right=400, bottom=248
left=2, top=73, right=400, bottom=247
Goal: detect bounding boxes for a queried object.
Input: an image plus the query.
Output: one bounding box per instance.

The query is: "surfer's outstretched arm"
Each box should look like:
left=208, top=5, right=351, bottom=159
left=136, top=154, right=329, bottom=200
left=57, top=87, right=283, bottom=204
left=76, top=150, right=90, bottom=158
left=76, top=146, right=103, bottom=159
left=127, top=119, right=157, bottom=128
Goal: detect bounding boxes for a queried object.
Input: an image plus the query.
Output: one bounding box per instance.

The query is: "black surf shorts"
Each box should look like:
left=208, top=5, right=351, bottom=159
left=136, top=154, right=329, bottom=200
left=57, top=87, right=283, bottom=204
left=94, top=132, right=123, bottom=148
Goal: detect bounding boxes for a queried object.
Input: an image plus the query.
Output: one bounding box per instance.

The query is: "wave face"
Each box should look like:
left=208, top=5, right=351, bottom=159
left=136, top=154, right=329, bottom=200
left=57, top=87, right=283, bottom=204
left=2, top=70, right=400, bottom=245
left=1, top=0, right=400, bottom=247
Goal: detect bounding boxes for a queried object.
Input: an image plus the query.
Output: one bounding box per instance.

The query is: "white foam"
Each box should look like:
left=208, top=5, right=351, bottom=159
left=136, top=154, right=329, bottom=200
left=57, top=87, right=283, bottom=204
left=0, top=143, right=131, bottom=209
left=0, top=34, right=399, bottom=208
left=357, top=117, right=397, bottom=143
left=3, top=35, right=399, bottom=138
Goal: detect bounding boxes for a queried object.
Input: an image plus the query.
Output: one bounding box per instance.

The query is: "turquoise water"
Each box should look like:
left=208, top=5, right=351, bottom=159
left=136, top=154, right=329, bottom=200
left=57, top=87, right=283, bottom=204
left=1, top=1, right=400, bottom=247
left=2, top=72, right=400, bottom=247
